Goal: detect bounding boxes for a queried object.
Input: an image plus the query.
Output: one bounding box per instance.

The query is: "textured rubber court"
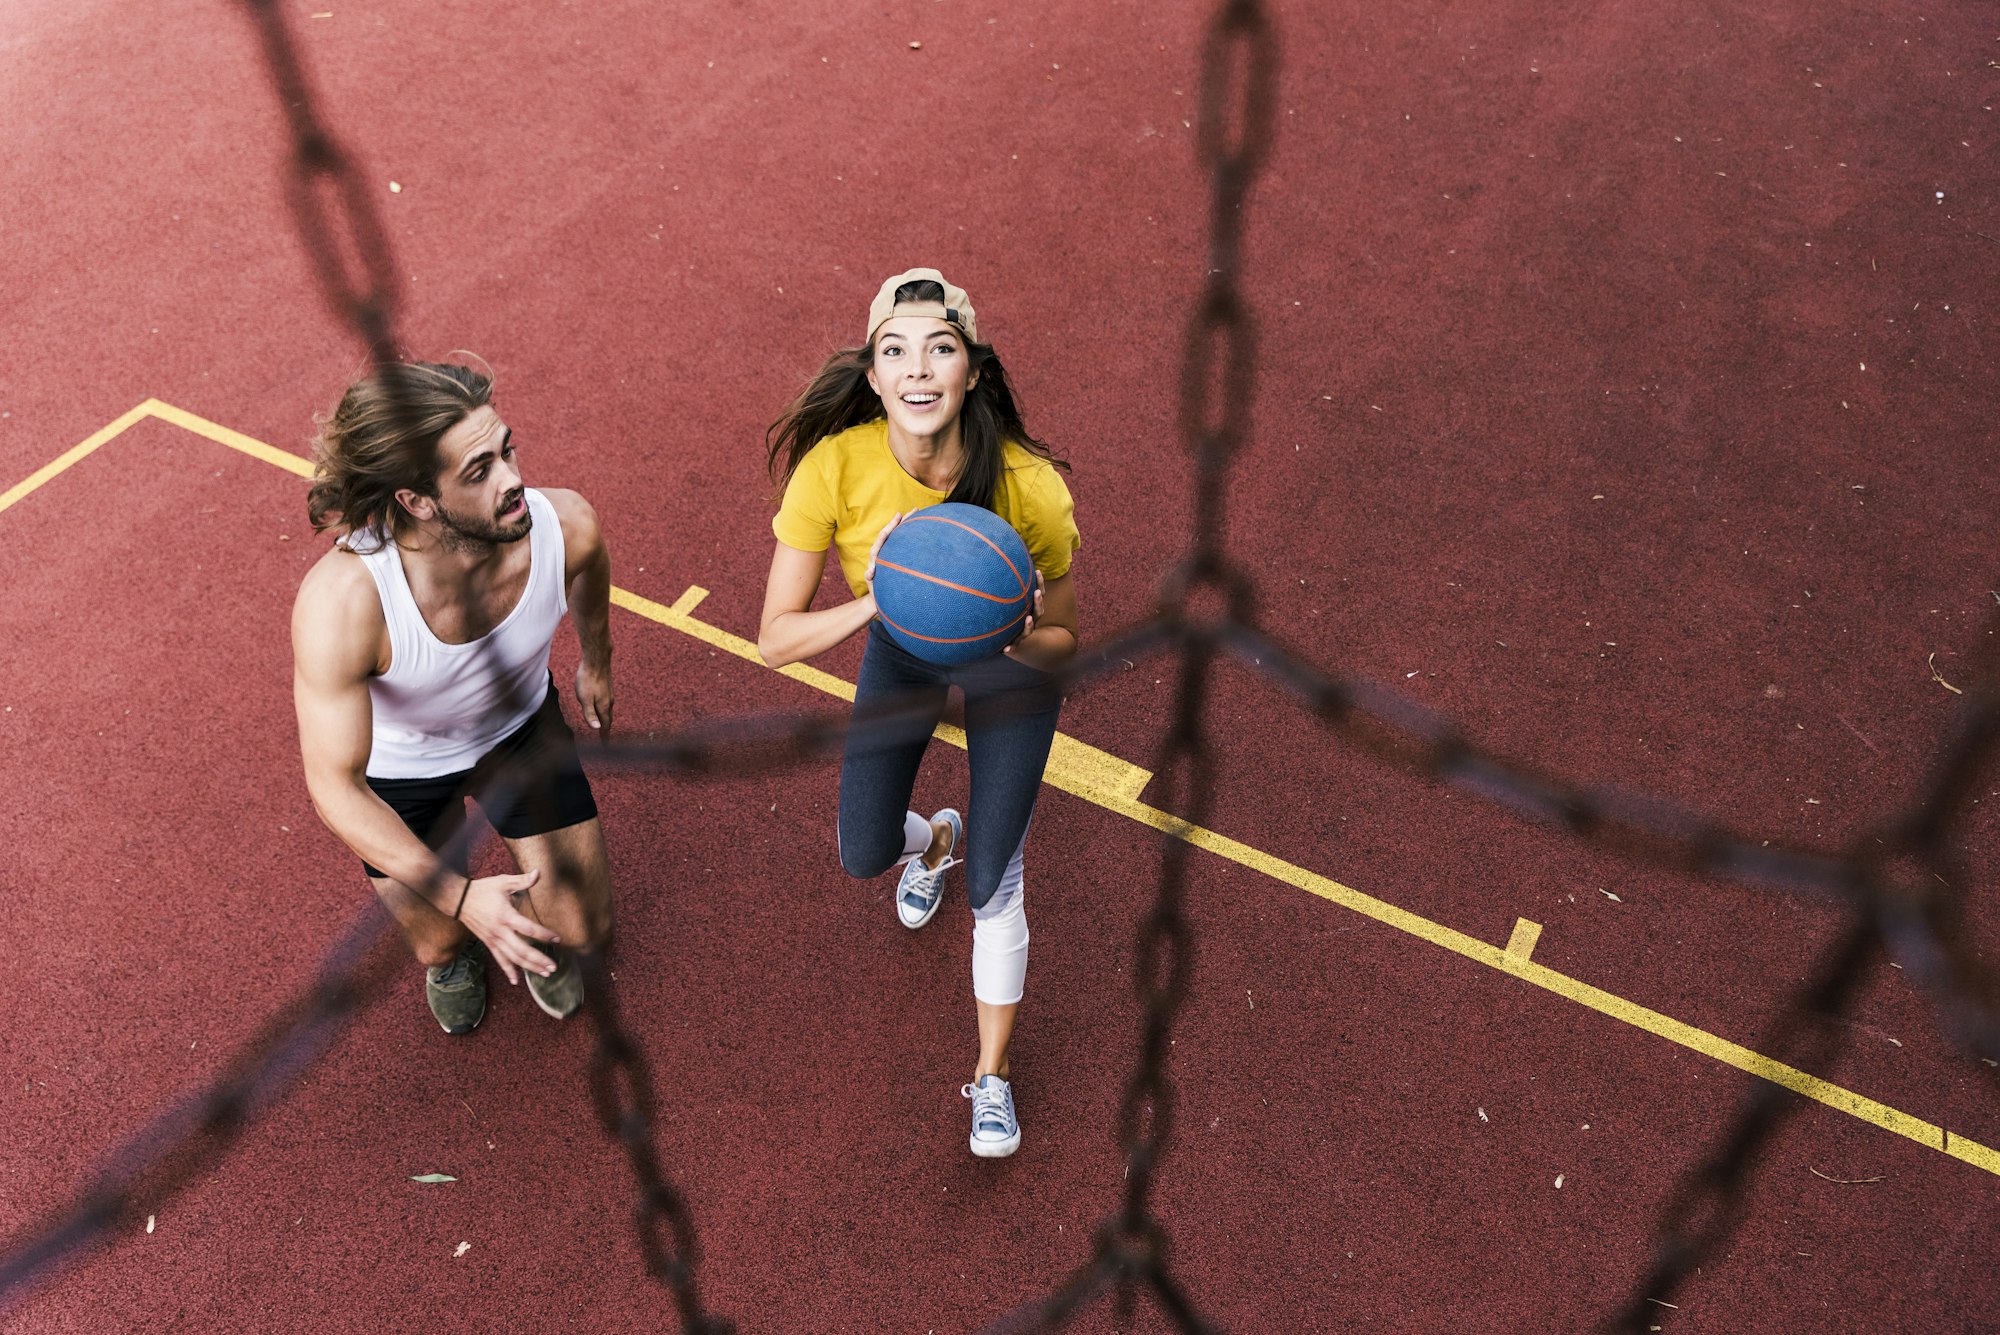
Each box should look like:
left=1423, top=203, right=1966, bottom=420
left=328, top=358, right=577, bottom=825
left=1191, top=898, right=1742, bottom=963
left=4, top=1, right=1999, bottom=1330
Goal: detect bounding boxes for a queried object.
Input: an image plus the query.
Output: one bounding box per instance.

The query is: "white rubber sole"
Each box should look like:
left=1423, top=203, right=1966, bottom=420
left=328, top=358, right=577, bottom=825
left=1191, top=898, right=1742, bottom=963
left=969, top=1130, right=1022, bottom=1158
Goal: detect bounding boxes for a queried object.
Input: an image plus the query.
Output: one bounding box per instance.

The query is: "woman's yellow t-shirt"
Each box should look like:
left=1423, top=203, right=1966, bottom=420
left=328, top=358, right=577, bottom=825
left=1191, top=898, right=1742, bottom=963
left=772, top=419, right=1079, bottom=597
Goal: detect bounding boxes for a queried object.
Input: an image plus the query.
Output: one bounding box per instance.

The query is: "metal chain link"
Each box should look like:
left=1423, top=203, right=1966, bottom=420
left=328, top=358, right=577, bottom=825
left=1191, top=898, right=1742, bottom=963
left=1605, top=919, right=1877, bottom=1332
left=988, top=4, right=1276, bottom=1332
left=583, top=955, right=735, bottom=1335
left=240, top=0, right=402, bottom=361
left=8, top=0, right=1999, bottom=1330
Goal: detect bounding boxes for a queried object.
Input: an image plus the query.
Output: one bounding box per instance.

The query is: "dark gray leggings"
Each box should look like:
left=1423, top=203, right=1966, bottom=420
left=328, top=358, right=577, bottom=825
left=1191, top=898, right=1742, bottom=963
left=838, top=620, right=1062, bottom=911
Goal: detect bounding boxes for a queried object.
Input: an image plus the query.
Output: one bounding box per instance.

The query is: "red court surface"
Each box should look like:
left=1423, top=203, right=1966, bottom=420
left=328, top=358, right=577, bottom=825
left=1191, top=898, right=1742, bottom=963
left=5, top=1, right=1999, bottom=1330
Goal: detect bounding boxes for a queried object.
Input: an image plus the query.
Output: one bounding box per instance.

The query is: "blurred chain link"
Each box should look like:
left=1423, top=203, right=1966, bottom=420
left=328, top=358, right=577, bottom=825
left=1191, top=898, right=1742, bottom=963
left=6, top=0, right=1996, bottom=1331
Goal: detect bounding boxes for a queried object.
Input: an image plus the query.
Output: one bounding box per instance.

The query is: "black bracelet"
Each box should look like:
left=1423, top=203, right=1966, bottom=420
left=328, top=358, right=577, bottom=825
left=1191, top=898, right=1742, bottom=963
left=450, top=874, right=472, bottom=920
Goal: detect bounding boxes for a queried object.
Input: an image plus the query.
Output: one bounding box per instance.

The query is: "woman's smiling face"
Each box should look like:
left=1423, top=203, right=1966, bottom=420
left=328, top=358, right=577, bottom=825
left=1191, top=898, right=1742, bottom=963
left=867, top=317, right=979, bottom=440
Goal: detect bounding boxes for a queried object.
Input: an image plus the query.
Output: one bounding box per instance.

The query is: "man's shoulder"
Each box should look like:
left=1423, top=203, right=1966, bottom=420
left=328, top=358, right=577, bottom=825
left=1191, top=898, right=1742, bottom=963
left=298, top=541, right=374, bottom=600
left=534, top=486, right=593, bottom=520
left=294, top=543, right=385, bottom=642
left=535, top=487, right=602, bottom=551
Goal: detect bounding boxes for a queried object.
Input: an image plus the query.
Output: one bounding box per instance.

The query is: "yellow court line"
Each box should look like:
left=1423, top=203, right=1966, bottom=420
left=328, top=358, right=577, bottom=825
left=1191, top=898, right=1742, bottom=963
left=0, top=401, right=156, bottom=516
left=143, top=400, right=316, bottom=478
left=7, top=400, right=1996, bottom=1179
left=610, top=585, right=1155, bottom=809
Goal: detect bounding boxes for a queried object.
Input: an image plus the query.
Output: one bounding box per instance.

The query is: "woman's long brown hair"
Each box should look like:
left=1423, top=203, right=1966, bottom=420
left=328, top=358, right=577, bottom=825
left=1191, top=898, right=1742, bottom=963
left=765, top=279, right=1067, bottom=511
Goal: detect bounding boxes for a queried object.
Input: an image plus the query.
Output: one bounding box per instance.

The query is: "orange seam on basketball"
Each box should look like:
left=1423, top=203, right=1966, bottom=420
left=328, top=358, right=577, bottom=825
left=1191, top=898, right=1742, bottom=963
left=901, top=516, right=1029, bottom=596
left=879, top=608, right=1029, bottom=645
left=875, top=557, right=1025, bottom=605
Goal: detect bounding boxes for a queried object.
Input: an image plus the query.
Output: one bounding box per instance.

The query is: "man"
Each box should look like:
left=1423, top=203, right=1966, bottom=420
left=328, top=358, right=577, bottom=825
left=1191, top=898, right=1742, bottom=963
left=291, top=360, right=615, bottom=1034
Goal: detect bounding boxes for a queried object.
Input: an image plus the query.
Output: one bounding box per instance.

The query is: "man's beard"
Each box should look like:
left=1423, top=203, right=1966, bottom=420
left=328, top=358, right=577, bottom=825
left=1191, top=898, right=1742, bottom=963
left=436, top=488, right=532, bottom=552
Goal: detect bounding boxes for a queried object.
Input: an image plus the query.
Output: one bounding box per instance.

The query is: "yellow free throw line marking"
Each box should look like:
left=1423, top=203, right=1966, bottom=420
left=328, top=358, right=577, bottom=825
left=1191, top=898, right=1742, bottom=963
left=7, top=400, right=1995, bottom=1178
left=610, top=584, right=1152, bottom=808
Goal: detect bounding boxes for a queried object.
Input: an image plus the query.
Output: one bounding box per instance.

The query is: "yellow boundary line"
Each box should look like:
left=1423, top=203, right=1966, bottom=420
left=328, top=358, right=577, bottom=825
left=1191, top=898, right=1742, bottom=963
left=9, top=399, right=1996, bottom=1178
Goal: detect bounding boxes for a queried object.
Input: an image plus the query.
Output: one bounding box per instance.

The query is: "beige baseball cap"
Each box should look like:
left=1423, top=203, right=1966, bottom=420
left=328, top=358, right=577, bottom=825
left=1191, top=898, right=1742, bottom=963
left=866, top=267, right=979, bottom=346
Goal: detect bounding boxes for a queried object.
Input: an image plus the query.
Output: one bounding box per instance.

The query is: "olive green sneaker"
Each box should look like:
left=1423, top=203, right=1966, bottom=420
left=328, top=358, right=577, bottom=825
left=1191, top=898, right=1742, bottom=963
left=524, top=942, right=584, bottom=1020
left=424, top=938, right=490, bottom=1035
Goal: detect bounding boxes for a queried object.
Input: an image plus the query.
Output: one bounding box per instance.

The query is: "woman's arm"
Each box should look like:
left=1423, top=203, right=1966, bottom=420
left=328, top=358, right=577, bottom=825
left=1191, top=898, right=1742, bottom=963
left=1003, top=568, right=1078, bottom=672
left=757, top=540, right=879, bottom=667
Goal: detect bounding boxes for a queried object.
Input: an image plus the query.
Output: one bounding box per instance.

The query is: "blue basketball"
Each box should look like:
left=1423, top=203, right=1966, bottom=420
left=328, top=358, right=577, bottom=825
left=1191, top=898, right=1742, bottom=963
left=873, top=503, right=1034, bottom=665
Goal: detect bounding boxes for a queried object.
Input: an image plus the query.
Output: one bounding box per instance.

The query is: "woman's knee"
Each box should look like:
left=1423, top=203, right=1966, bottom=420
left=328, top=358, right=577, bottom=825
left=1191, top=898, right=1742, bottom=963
left=837, top=821, right=902, bottom=879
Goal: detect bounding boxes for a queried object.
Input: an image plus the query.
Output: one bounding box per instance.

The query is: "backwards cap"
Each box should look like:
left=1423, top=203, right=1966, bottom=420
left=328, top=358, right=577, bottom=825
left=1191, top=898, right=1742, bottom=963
left=866, top=267, right=978, bottom=346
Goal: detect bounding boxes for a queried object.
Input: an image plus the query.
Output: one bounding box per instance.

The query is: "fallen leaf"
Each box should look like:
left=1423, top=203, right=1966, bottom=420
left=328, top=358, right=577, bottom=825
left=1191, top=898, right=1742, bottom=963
left=1808, top=1167, right=1884, bottom=1184
left=1928, top=653, right=1963, bottom=695
left=410, top=1173, right=457, bottom=1184
left=1598, top=888, right=1622, bottom=902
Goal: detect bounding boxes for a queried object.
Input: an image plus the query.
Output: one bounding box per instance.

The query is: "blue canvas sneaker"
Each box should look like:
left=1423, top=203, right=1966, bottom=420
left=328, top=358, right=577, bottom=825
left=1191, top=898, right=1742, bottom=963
left=896, top=808, right=962, bottom=929
left=962, top=1074, right=1022, bottom=1158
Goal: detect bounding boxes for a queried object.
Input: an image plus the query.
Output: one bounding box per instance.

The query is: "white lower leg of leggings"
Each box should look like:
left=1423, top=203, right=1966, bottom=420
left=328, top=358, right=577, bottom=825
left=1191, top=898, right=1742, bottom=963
left=970, top=831, right=1031, bottom=1005
left=895, top=810, right=932, bottom=866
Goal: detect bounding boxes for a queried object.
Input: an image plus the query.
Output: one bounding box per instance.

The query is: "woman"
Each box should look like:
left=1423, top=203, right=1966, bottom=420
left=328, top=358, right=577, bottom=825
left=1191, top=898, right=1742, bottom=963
left=757, top=268, right=1079, bottom=1158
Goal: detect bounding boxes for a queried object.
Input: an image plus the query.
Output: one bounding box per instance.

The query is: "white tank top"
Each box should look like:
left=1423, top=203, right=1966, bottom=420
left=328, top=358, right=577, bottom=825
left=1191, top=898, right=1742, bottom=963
left=354, top=488, right=569, bottom=778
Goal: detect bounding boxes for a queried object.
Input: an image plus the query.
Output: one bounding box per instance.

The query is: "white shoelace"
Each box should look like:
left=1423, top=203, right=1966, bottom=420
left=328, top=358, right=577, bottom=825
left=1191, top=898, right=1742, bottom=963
left=961, top=1079, right=1014, bottom=1135
left=903, top=855, right=961, bottom=901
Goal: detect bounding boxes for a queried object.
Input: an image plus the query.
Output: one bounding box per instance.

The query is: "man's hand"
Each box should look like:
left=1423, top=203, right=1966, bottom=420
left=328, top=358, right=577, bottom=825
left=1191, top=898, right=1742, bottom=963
left=575, top=661, right=614, bottom=738
left=454, top=868, right=562, bottom=984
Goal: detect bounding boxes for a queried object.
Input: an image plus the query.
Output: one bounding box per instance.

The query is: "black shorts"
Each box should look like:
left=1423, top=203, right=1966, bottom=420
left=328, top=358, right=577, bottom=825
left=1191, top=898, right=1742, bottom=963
left=361, top=674, right=598, bottom=880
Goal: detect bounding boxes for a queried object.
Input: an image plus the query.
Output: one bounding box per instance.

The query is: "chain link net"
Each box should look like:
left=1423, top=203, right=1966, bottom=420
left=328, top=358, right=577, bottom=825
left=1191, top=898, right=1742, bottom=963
left=4, top=0, right=1997, bottom=1330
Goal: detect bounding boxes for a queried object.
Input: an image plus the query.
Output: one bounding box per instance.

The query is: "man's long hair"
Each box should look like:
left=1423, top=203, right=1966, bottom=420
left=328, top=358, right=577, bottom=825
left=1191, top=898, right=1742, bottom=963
left=765, top=279, right=1067, bottom=509
left=307, top=361, right=492, bottom=552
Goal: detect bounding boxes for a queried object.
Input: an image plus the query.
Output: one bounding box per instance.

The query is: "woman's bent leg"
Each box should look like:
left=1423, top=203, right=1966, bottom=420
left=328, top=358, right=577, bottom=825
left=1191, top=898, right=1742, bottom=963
left=838, top=623, right=950, bottom=878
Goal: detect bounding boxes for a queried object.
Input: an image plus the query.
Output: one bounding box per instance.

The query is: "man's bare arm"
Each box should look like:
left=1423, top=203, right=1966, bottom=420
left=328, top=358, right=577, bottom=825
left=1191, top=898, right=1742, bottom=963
left=291, top=551, right=559, bottom=983
left=546, top=488, right=613, bottom=736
